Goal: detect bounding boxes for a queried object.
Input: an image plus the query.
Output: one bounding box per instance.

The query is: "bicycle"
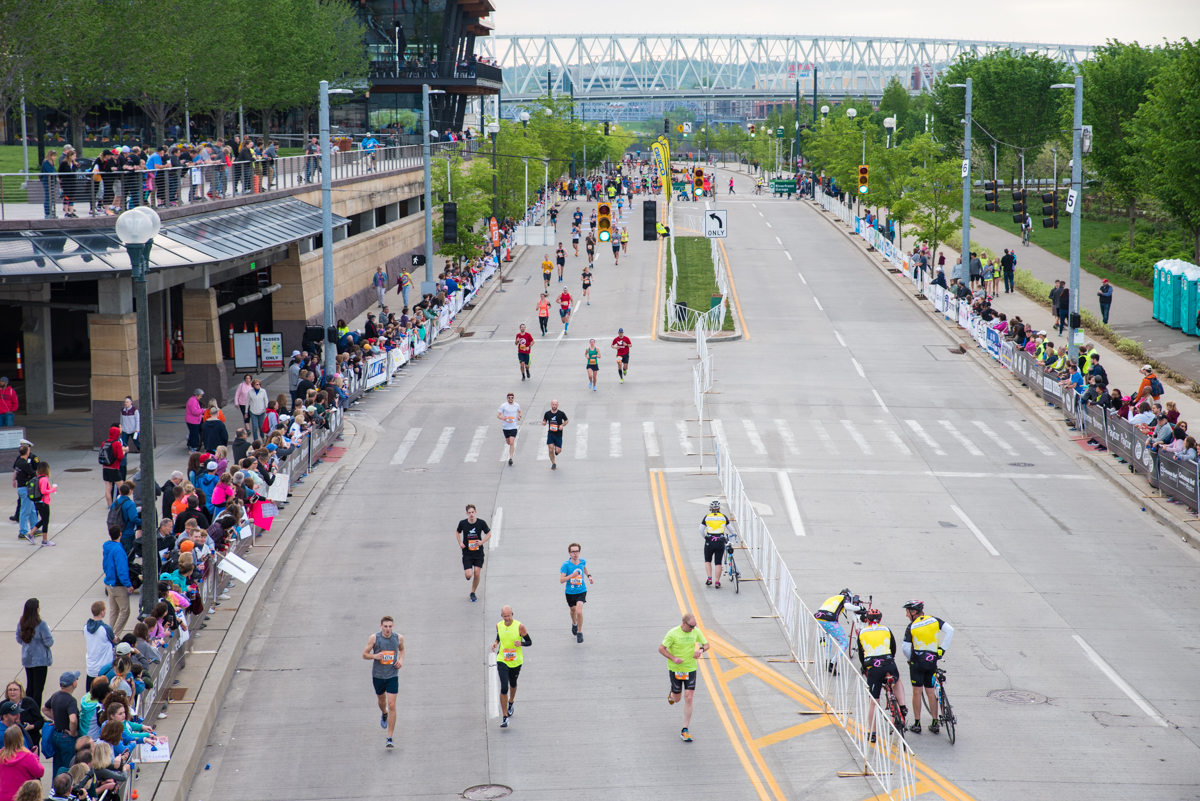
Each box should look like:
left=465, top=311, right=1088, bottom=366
left=1021, top=226, right=1030, bottom=247
left=723, top=526, right=741, bottom=593
left=882, top=674, right=907, bottom=738
left=753, top=182, right=766, bottom=196
left=934, top=667, right=956, bottom=744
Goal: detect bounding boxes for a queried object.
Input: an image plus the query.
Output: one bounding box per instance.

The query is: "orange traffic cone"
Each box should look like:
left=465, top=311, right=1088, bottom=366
left=163, top=321, right=173, bottom=374
left=15, top=344, right=22, bottom=380
left=254, top=322, right=261, bottom=357
left=228, top=324, right=234, bottom=359
left=173, top=326, right=184, bottom=360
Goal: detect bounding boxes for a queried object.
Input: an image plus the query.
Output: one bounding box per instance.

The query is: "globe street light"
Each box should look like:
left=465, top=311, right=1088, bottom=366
left=883, top=116, right=896, bottom=148
left=114, top=205, right=161, bottom=616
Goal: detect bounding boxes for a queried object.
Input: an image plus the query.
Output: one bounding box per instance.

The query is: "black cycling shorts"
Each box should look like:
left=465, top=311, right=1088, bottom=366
left=908, top=655, right=938, bottom=688
left=669, top=669, right=697, bottom=694
left=704, top=539, right=726, bottom=564
left=497, top=662, right=521, bottom=693
left=865, top=659, right=899, bottom=700
left=462, top=548, right=485, bottom=570
left=565, top=591, right=586, bottom=607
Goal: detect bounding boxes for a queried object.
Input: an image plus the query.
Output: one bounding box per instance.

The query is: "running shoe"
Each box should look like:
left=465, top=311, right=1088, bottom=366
left=680, top=728, right=693, bottom=742
left=576, top=632, right=583, bottom=643
left=572, top=624, right=578, bottom=635
left=910, top=720, right=922, bottom=734
left=500, top=717, right=508, bottom=728
left=386, top=738, right=394, bottom=748
left=470, top=592, right=477, bottom=602
left=929, top=720, right=940, bottom=735
left=507, top=702, right=513, bottom=717
left=715, top=580, right=721, bottom=589
left=706, top=578, right=712, bottom=586
left=667, top=693, right=676, bottom=705
left=381, top=712, right=388, bottom=729
left=40, top=541, right=55, bottom=546
left=508, top=458, right=513, bottom=466
left=551, top=463, right=557, bottom=470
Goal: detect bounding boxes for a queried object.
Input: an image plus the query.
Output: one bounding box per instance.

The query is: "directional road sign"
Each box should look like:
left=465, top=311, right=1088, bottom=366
left=704, top=210, right=728, bottom=239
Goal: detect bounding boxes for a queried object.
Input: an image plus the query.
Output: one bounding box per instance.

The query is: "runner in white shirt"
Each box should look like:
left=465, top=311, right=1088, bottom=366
left=497, top=393, right=522, bottom=465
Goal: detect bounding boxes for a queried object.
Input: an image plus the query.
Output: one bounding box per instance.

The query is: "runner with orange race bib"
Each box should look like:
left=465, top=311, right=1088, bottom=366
left=558, top=288, right=573, bottom=333
left=515, top=323, right=533, bottom=381
left=542, top=399, right=568, bottom=470
left=536, top=294, right=550, bottom=336
left=363, top=615, right=404, bottom=748
left=611, top=328, right=632, bottom=383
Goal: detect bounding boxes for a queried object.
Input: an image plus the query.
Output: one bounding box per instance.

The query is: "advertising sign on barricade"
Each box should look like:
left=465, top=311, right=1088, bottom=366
left=1000, top=340, right=1014, bottom=370
left=1154, top=453, right=1200, bottom=511
left=985, top=327, right=1002, bottom=359
left=1012, top=351, right=1044, bottom=400
left=1085, top=403, right=1107, bottom=444
left=365, top=353, right=388, bottom=389
left=957, top=301, right=969, bottom=328
left=1105, top=414, right=1143, bottom=470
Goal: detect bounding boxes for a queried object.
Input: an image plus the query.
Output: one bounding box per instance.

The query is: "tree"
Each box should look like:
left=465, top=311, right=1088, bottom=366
left=24, top=0, right=116, bottom=152
left=124, top=0, right=196, bottom=147
left=903, top=134, right=964, bottom=268
left=0, top=0, right=64, bottom=135
left=285, top=0, right=368, bottom=141
left=931, top=51, right=1071, bottom=183
left=1132, top=39, right=1200, bottom=262
left=1081, top=41, right=1174, bottom=247
left=433, top=152, right=491, bottom=262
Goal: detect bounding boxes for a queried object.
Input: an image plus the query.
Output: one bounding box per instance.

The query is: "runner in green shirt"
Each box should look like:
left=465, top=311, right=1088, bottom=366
left=585, top=340, right=600, bottom=391
left=658, top=613, right=710, bottom=742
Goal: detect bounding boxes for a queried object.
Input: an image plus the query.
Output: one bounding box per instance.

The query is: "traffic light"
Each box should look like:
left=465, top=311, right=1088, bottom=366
left=604, top=122, right=610, bottom=136
left=983, top=181, right=997, bottom=213
left=748, top=124, right=756, bottom=137
left=1011, top=189, right=1025, bottom=223
left=1041, top=191, right=1059, bottom=228
left=694, top=167, right=704, bottom=196
left=857, top=164, right=869, bottom=194
left=664, top=117, right=669, bottom=134
left=643, top=200, right=657, bottom=241
left=442, top=202, right=458, bottom=244
left=597, top=203, right=612, bottom=242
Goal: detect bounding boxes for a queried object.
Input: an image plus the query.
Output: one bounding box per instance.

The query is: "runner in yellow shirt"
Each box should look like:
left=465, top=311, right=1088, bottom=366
left=541, top=255, right=553, bottom=290
left=657, top=613, right=710, bottom=742
left=492, top=605, right=531, bottom=728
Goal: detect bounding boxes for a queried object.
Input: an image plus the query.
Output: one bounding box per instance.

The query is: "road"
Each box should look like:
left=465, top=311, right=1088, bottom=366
left=185, top=170, right=1200, bottom=801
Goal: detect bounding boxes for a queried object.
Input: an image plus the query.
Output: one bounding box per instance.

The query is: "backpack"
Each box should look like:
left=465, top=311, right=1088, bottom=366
left=98, top=440, right=117, bottom=467
left=1149, top=376, right=1164, bottom=397
left=26, top=476, right=41, bottom=503
left=106, top=498, right=128, bottom=531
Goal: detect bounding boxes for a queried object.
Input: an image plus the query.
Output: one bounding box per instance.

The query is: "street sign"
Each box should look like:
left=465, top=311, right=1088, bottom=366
left=770, top=179, right=794, bottom=195
left=961, top=159, right=970, bottom=178
left=776, top=127, right=784, bottom=138
left=489, top=216, right=499, bottom=247
left=704, top=210, right=727, bottom=239
left=683, top=122, right=692, bottom=134
left=1065, top=189, right=1078, bottom=215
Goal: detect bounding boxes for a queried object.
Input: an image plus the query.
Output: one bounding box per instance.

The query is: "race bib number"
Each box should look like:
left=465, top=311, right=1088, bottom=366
left=468, top=540, right=481, bottom=550
left=673, top=671, right=690, bottom=680
left=549, top=423, right=560, bottom=432
left=503, top=648, right=517, bottom=662
left=378, top=651, right=395, bottom=666
left=569, top=574, right=583, bottom=587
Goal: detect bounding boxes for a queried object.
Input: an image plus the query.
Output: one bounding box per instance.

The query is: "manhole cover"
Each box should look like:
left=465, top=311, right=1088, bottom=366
left=402, top=468, right=427, bottom=473
left=64, top=468, right=93, bottom=473
left=1008, top=462, right=1035, bottom=467
left=463, top=786, right=513, bottom=801
left=988, top=689, right=1046, bottom=705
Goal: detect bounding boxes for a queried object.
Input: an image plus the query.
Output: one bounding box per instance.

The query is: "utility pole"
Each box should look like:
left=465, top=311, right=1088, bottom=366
left=423, top=84, right=435, bottom=290
left=950, top=79, right=973, bottom=278
left=319, top=81, right=336, bottom=378
left=1052, top=75, right=1085, bottom=363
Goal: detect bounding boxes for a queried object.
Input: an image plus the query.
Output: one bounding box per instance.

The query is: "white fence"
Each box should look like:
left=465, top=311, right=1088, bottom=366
left=687, top=262, right=918, bottom=798
left=663, top=200, right=730, bottom=333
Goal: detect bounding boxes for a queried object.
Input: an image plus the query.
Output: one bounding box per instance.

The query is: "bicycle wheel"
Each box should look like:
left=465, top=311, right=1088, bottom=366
left=731, top=556, right=739, bottom=593
left=888, top=692, right=906, bottom=736
left=940, top=685, right=956, bottom=745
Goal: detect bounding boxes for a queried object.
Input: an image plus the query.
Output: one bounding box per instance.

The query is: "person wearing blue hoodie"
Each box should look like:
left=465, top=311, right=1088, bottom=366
left=84, top=602, right=115, bottom=692
left=102, top=526, right=135, bottom=638
left=109, top=482, right=140, bottom=560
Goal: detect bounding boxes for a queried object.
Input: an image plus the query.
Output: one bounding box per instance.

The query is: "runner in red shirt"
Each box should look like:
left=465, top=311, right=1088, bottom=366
left=515, top=323, right=533, bottom=381
left=558, top=289, right=573, bottom=333
left=611, top=327, right=632, bottom=383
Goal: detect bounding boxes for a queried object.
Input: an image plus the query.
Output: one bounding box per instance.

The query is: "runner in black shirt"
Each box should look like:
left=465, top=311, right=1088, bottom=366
left=455, top=504, right=491, bottom=602
left=541, top=400, right=569, bottom=470
left=555, top=244, right=566, bottom=282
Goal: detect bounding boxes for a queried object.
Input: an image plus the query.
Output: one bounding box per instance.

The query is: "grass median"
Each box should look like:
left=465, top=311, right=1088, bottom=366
left=666, top=235, right=735, bottom=331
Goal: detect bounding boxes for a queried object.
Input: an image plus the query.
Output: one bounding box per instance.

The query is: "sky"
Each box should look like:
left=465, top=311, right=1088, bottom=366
left=494, top=0, right=1194, bottom=46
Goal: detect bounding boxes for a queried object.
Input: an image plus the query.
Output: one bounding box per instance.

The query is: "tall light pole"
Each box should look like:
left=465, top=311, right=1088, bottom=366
left=884, top=116, right=895, bottom=148
left=1053, top=75, right=1084, bottom=363
left=543, top=157, right=549, bottom=246
left=949, top=80, right=973, bottom=280
left=422, top=85, right=444, bottom=294
left=318, top=82, right=350, bottom=376
left=115, top=206, right=161, bottom=616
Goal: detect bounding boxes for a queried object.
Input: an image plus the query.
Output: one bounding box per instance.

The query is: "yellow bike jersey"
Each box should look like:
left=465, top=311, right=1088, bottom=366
left=905, top=615, right=943, bottom=654
left=858, top=625, right=896, bottom=660
left=702, top=512, right=728, bottom=539
left=497, top=619, right=524, bottom=667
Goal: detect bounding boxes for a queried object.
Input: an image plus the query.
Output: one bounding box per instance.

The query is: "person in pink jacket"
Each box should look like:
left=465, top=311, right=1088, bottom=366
left=32, top=463, right=56, bottom=546
left=185, top=388, right=205, bottom=452
left=233, top=374, right=253, bottom=427
left=0, top=376, right=18, bottom=428
left=0, top=720, right=43, bottom=799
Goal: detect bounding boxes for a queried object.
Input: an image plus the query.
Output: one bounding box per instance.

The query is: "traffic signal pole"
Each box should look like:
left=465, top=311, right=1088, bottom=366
left=1068, top=75, right=1083, bottom=363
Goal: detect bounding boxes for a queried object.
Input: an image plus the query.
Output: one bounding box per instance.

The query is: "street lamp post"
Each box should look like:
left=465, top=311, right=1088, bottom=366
left=1053, top=76, right=1084, bottom=363
left=115, top=206, right=161, bottom=617
left=488, top=121, right=499, bottom=219
left=422, top=85, right=445, bottom=294
left=949, top=80, right=973, bottom=284
left=318, top=82, right=351, bottom=377
left=884, top=116, right=895, bottom=148
left=543, top=158, right=549, bottom=246
left=520, top=110, right=529, bottom=136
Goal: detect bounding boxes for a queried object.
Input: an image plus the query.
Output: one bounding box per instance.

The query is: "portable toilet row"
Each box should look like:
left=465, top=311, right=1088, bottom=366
left=1153, top=259, right=1197, bottom=329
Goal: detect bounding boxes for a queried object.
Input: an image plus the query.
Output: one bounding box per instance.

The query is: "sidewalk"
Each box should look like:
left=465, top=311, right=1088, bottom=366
left=962, top=217, right=1200, bottom=380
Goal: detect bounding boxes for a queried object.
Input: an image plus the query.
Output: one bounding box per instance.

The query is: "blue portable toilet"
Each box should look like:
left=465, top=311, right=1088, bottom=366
left=1160, top=259, right=1192, bottom=329
left=1154, top=262, right=1169, bottom=321
left=1183, top=267, right=1200, bottom=336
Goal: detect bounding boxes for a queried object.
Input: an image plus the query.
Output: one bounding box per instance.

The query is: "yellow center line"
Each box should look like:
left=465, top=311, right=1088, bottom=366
left=656, top=472, right=787, bottom=801
left=649, top=473, right=770, bottom=801
left=717, top=236, right=749, bottom=339
left=721, top=664, right=749, bottom=681
left=754, top=716, right=834, bottom=749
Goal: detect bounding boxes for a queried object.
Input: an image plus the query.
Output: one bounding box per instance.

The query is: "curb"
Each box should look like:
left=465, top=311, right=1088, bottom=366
left=149, top=422, right=376, bottom=801
left=806, top=198, right=1200, bottom=553
left=660, top=330, right=743, bottom=343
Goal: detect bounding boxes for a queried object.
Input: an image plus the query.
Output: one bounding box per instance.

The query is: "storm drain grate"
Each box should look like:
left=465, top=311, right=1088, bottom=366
left=64, top=468, right=92, bottom=473
left=463, top=786, right=513, bottom=801
left=988, top=689, right=1047, bottom=705
left=1008, top=462, right=1035, bottom=467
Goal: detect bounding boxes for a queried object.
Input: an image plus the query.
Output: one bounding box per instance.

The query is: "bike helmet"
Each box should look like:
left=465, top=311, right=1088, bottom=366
left=839, top=588, right=853, bottom=599
left=709, top=500, right=722, bottom=511
left=902, top=600, right=925, bottom=613
left=863, top=608, right=882, bottom=623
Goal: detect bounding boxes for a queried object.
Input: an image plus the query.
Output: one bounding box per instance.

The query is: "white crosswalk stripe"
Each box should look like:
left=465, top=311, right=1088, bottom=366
left=575, top=423, right=589, bottom=459
left=775, top=419, right=800, bottom=456
left=389, top=428, right=421, bottom=465
left=610, top=422, right=622, bottom=458
left=427, top=427, right=454, bottom=463
left=643, top=421, right=660, bottom=457
left=677, top=420, right=696, bottom=455
left=875, top=421, right=912, bottom=455
left=973, top=420, right=1017, bottom=456
left=537, top=429, right=550, bottom=459
left=939, top=420, right=983, bottom=456
left=841, top=420, right=873, bottom=455
left=811, top=420, right=838, bottom=454
left=905, top=420, right=946, bottom=455
left=742, top=420, right=767, bottom=455
left=1006, top=420, right=1056, bottom=456
left=464, top=426, right=487, bottom=462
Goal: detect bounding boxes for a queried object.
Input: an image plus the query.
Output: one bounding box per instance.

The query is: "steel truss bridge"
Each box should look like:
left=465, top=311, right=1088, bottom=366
left=478, top=34, right=1093, bottom=106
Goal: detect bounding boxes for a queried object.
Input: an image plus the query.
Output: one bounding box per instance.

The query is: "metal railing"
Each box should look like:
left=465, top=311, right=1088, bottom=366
left=0, top=142, right=466, bottom=221
left=369, top=59, right=502, bottom=83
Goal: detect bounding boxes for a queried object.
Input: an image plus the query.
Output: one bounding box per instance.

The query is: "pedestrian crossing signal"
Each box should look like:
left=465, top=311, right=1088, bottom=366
left=858, top=164, right=869, bottom=194
left=598, top=203, right=612, bottom=242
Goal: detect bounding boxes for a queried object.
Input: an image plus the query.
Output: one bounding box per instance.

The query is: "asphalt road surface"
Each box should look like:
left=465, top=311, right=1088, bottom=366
left=186, top=172, right=1200, bottom=801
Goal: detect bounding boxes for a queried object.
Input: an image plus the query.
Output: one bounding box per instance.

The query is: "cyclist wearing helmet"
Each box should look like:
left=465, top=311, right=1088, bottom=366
left=700, top=500, right=735, bottom=589
left=813, top=589, right=864, bottom=671
left=856, top=608, right=907, bottom=741
left=901, top=600, right=954, bottom=735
